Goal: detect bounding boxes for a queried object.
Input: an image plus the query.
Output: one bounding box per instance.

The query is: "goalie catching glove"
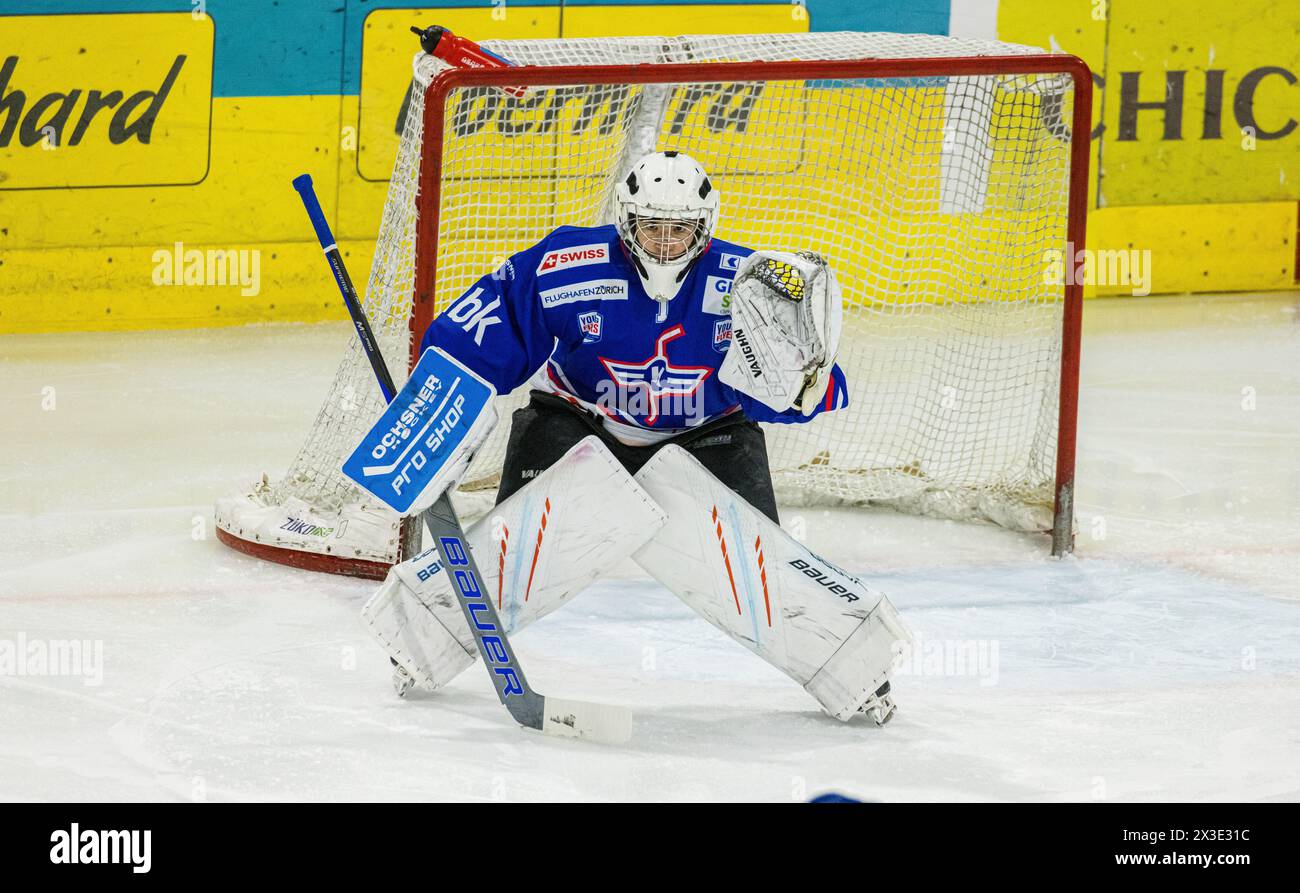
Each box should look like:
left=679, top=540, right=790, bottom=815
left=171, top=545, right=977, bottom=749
left=719, top=249, right=843, bottom=415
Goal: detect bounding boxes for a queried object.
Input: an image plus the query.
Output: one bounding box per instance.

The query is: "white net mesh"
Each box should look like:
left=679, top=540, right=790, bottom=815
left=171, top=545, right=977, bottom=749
left=219, top=32, right=1080, bottom=570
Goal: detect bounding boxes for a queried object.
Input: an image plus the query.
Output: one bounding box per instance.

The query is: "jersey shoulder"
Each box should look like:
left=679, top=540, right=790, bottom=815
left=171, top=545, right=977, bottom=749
left=539, top=223, right=617, bottom=247
left=530, top=224, right=622, bottom=280
left=529, top=224, right=632, bottom=310
left=700, top=237, right=753, bottom=276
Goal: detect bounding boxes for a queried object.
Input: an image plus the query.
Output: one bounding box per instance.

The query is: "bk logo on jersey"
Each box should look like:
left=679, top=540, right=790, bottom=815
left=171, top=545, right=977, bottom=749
left=537, top=243, right=609, bottom=274
left=579, top=310, right=603, bottom=343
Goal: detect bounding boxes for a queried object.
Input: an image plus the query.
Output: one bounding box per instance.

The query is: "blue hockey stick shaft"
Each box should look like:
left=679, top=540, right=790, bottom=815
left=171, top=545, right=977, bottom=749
left=291, top=174, right=630, bottom=741
left=292, top=174, right=397, bottom=403
left=292, top=172, right=537, bottom=717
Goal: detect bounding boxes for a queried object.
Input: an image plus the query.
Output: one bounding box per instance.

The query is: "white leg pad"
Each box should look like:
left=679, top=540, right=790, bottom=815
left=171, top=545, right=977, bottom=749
left=361, top=435, right=666, bottom=693
left=362, top=562, right=476, bottom=692
left=631, top=444, right=913, bottom=720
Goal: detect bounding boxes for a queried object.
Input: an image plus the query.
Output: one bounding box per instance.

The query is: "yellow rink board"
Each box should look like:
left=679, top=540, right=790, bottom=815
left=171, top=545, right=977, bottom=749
left=0, top=13, right=214, bottom=191
left=996, top=0, right=1298, bottom=296
left=1, top=3, right=1295, bottom=335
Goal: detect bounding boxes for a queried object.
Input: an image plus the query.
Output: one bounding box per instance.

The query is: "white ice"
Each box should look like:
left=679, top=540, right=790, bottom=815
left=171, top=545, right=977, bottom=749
left=2, top=292, right=1298, bottom=802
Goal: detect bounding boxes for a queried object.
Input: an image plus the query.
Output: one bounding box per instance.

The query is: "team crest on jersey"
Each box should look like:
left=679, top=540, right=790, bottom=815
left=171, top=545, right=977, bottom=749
left=536, top=243, right=609, bottom=275
left=598, top=325, right=712, bottom=425
left=579, top=310, right=603, bottom=343
left=712, top=318, right=732, bottom=353
left=702, top=275, right=733, bottom=315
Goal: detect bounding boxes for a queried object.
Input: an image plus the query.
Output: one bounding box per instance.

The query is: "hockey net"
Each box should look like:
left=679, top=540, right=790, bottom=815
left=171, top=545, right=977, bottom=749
left=216, top=31, right=1089, bottom=578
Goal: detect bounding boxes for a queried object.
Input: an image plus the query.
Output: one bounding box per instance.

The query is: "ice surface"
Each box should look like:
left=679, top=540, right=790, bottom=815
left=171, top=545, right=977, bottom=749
left=1, top=293, right=1298, bottom=801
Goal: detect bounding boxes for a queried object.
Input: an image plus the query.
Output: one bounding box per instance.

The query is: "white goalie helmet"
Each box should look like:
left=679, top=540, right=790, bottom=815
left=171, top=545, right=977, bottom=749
left=614, top=150, right=720, bottom=302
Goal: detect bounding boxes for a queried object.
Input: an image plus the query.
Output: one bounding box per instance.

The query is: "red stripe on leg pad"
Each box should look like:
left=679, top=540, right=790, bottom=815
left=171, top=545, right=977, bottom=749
left=525, top=498, right=552, bottom=602
left=712, top=505, right=742, bottom=615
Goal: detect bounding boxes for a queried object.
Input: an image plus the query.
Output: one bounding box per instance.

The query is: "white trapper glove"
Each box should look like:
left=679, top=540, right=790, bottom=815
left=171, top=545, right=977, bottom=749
left=719, top=249, right=843, bottom=415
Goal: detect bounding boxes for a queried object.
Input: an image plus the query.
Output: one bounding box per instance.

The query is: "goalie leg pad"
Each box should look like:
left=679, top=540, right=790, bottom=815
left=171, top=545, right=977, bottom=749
left=631, top=445, right=912, bottom=720
left=361, top=435, right=667, bottom=693
left=363, top=566, right=476, bottom=693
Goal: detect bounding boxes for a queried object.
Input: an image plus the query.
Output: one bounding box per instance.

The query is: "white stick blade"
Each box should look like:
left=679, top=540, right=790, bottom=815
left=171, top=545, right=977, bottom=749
left=540, top=698, right=632, bottom=744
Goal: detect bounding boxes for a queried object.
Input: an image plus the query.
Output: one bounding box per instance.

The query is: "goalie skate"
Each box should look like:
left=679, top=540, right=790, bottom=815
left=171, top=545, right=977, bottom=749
left=860, top=681, right=897, bottom=726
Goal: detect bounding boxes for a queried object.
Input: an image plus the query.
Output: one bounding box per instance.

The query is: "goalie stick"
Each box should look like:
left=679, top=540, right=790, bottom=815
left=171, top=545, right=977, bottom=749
left=291, top=174, right=632, bottom=744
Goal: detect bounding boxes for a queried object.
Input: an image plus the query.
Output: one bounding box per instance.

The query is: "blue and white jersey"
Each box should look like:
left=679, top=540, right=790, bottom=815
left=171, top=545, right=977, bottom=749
left=419, top=224, right=848, bottom=445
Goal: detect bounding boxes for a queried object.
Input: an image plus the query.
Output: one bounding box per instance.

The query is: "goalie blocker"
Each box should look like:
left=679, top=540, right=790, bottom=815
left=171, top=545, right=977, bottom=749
left=341, top=346, right=498, bottom=516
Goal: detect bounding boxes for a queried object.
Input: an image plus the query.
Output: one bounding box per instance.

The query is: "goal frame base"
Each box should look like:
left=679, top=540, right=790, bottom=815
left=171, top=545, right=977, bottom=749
left=215, top=526, right=393, bottom=580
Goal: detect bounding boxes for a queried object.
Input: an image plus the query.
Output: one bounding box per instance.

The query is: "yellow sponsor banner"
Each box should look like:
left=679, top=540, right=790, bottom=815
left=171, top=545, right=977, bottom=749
left=999, top=0, right=1298, bottom=206
left=353, top=4, right=809, bottom=252
left=356, top=7, right=560, bottom=183
left=354, top=4, right=803, bottom=184
left=344, top=3, right=807, bottom=246
left=0, top=12, right=213, bottom=190
left=561, top=3, right=804, bottom=37
left=1102, top=0, right=1299, bottom=205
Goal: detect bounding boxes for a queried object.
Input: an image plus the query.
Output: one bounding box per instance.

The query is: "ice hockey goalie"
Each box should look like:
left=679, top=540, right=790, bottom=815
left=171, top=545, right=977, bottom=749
left=364, top=149, right=909, bottom=724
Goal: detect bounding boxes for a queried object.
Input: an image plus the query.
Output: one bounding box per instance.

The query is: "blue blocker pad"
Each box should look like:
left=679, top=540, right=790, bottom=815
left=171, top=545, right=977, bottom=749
left=343, top=348, right=496, bottom=514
